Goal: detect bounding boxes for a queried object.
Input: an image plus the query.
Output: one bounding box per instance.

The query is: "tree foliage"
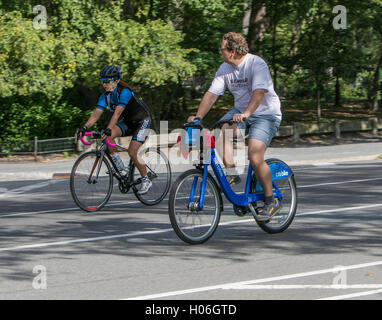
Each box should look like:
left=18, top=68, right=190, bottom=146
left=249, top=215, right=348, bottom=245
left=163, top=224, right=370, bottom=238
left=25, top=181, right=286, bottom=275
left=0, top=0, right=381, bottom=145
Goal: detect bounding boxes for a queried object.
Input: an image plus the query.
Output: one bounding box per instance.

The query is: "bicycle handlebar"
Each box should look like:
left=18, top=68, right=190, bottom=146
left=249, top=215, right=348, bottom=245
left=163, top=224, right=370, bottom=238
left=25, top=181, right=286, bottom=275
left=184, top=117, right=247, bottom=130
left=80, top=131, right=117, bottom=148
left=214, top=117, right=247, bottom=128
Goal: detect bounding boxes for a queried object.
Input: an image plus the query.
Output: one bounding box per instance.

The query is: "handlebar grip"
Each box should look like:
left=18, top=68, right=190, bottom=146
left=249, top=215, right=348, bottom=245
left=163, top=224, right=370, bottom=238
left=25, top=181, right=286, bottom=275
left=230, top=117, right=247, bottom=124
left=105, top=138, right=116, bottom=148
left=80, top=132, right=92, bottom=146
left=79, top=132, right=116, bottom=147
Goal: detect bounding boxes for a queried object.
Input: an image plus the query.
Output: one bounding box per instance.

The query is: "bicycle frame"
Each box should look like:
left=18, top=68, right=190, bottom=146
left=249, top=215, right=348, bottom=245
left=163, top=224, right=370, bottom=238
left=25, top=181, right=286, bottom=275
left=188, top=136, right=293, bottom=210
left=80, top=132, right=132, bottom=183
left=80, top=131, right=157, bottom=188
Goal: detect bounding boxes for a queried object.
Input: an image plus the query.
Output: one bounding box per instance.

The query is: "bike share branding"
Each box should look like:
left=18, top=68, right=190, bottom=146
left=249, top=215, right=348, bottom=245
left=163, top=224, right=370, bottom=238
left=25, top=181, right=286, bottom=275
left=275, top=170, right=289, bottom=178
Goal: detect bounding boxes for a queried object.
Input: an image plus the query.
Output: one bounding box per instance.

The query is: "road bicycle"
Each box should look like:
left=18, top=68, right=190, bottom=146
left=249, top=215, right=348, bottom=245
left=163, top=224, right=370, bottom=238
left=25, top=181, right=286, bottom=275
left=169, top=120, right=297, bottom=244
left=70, top=130, right=171, bottom=212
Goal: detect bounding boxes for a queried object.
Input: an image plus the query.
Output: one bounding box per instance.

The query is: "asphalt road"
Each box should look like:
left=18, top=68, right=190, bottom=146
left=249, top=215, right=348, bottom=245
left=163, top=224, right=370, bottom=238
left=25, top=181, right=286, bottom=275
left=0, top=161, right=381, bottom=301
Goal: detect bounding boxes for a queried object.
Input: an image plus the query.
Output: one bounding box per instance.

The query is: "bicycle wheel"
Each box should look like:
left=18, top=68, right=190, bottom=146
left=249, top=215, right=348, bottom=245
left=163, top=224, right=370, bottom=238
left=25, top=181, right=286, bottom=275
left=70, top=151, right=113, bottom=212
left=132, top=147, right=171, bottom=206
left=251, top=159, right=297, bottom=233
left=169, top=169, right=221, bottom=244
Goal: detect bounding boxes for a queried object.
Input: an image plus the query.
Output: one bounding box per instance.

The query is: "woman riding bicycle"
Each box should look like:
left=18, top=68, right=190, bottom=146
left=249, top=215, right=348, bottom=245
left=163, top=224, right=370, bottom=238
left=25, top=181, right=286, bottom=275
left=76, top=65, right=153, bottom=194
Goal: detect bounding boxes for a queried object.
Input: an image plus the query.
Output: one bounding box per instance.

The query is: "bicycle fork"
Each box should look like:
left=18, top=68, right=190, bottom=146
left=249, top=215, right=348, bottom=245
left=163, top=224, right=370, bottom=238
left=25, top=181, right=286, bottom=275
left=187, top=165, right=209, bottom=211
left=87, top=152, right=105, bottom=184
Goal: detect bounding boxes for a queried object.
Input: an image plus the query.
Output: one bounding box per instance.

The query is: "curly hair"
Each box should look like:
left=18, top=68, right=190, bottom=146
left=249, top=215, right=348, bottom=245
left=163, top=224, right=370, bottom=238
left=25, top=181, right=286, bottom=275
left=223, top=32, right=249, bottom=56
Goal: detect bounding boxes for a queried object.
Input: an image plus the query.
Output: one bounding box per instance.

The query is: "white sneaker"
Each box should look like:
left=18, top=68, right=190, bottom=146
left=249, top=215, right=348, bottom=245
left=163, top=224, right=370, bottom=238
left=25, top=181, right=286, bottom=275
left=137, top=177, right=152, bottom=195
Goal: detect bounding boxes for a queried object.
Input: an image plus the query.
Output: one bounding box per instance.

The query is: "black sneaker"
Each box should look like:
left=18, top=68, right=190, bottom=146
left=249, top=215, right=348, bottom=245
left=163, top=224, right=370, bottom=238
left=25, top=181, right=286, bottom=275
left=255, top=199, right=281, bottom=222
left=226, top=174, right=241, bottom=185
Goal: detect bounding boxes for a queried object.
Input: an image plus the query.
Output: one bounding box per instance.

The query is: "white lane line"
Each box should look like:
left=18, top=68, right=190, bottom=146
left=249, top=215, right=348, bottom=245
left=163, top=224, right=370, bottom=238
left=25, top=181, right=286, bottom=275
left=298, top=203, right=382, bottom=217
left=0, top=217, right=252, bottom=253
left=0, top=228, right=175, bottom=253
left=2, top=176, right=382, bottom=219
left=318, top=289, right=382, bottom=300
left=298, top=177, right=382, bottom=189
left=0, top=180, right=61, bottom=199
left=225, top=284, right=382, bottom=290
left=125, top=261, right=382, bottom=300
left=0, top=202, right=381, bottom=252
left=313, top=162, right=335, bottom=166
left=0, top=199, right=142, bottom=218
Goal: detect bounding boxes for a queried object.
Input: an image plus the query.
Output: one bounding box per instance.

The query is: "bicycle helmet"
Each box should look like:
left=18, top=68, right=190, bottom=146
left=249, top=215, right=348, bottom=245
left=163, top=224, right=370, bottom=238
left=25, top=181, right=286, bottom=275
left=99, top=65, right=122, bottom=80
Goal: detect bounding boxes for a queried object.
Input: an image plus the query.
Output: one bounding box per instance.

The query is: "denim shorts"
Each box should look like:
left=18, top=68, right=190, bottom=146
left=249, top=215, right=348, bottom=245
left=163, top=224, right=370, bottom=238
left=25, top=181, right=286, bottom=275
left=218, top=108, right=281, bottom=146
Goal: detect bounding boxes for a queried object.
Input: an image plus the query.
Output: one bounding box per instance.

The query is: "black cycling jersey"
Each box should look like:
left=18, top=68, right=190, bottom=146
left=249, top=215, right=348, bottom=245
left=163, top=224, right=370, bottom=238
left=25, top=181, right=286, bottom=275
left=96, top=84, right=151, bottom=122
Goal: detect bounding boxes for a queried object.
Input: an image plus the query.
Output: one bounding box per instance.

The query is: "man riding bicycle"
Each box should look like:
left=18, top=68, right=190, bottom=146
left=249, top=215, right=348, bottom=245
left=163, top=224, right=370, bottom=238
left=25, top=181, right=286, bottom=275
left=187, top=32, right=282, bottom=221
left=76, top=65, right=153, bottom=195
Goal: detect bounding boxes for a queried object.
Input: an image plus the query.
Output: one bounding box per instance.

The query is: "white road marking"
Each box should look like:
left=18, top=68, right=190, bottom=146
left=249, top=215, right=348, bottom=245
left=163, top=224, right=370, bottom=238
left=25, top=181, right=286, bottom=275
left=318, top=288, right=382, bottom=300
left=125, top=260, right=382, bottom=300
left=298, top=177, right=382, bottom=189
left=313, top=162, right=335, bottom=166
left=0, top=202, right=380, bottom=252
left=0, top=180, right=61, bottom=199
left=225, top=284, right=382, bottom=290
left=0, top=227, right=175, bottom=253
left=2, top=175, right=382, bottom=219
left=0, top=199, right=142, bottom=218
left=298, top=203, right=382, bottom=216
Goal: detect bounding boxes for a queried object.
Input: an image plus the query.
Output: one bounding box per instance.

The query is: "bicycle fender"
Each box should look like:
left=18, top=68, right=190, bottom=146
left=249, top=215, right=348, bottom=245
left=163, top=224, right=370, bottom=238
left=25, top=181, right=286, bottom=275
left=207, top=172, right=224, bottom=212
left=269, top=160, right=293, bottom=181
left=254, top=158, right=293, bottom=191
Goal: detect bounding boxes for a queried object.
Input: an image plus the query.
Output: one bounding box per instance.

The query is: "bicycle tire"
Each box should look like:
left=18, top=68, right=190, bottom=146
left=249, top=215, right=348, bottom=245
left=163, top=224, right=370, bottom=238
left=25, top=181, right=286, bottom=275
left=169, top=169, right=221, bottom=244
left=132, top=147, right=171, bottom=206
left=70, top=151, right=113, bottom=212
left=251, top=158, right=298, bottom=233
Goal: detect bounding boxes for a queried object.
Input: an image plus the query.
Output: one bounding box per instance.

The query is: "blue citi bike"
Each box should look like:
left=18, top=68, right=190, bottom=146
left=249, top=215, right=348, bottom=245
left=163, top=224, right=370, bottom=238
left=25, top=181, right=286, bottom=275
left=169, top=119, right=298, bottom=244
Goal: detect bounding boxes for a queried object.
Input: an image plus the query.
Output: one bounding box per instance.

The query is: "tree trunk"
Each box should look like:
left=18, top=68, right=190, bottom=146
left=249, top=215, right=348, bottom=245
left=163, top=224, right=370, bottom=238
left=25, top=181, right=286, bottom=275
left=271, top=19, right=277, bottom=92
left=371, top=51, right=382, bottom=112
left=247, top=1, right=267, bottom=54
left=316, top=82, right=321, bottom=123
left=122, top=0, right=137, bottom=17
left=335, top=74, right=341, bottom=108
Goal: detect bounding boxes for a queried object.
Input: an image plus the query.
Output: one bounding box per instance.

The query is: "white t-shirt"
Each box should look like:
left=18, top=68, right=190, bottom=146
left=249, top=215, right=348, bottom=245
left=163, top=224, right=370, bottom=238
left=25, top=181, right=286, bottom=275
left=208, top=53, right=281, bottom=119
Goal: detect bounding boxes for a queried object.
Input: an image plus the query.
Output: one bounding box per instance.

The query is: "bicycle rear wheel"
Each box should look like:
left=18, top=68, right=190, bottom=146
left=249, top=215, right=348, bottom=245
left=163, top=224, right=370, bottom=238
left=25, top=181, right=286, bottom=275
left=251, top=159, right=297, bottom=233
left=132, top=147, right=171, bottom=206
left=70, top=151, right=113, bottom=212
left=169, top=169, right=221, bottom=244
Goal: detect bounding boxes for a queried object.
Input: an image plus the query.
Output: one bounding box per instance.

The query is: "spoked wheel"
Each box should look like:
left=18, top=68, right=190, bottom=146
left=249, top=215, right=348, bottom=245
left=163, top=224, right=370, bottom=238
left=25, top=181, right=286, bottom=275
left=169, top=169, right=221, bottom=244
left=251, top=159, right=298, bottom=233
left=70, top=151, right=113, bottom=212
left=132, top=147, right=171, bottom=206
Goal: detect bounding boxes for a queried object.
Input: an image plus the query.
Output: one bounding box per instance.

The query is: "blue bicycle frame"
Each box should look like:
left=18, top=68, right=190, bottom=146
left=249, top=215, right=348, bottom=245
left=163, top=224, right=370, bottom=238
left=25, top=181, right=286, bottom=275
left=188, top=147, right=293, bottom=210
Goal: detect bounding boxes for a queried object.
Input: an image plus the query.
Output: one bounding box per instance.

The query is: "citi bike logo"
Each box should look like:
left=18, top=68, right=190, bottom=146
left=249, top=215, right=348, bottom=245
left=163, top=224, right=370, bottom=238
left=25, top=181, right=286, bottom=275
left=275, top=170, right=289, bottom=178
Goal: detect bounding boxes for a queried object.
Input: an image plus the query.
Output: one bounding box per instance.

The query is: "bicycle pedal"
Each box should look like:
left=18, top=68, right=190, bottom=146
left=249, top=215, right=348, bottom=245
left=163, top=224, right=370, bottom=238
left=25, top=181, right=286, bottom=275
left=233, top=205, right=247, bottom=217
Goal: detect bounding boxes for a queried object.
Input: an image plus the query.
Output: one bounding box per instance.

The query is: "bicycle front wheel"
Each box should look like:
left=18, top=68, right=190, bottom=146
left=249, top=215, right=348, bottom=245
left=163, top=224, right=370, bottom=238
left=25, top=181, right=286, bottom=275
left=70, top=151, right=113, bottom=212
left=169, top=169, right=221, bottom=244
left=132, top=147, right=171, bottom=206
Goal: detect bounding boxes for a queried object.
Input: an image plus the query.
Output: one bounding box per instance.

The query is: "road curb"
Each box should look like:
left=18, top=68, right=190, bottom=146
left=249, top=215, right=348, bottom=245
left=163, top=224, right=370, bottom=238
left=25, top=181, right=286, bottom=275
left=1, top=155, right=381, bottom=182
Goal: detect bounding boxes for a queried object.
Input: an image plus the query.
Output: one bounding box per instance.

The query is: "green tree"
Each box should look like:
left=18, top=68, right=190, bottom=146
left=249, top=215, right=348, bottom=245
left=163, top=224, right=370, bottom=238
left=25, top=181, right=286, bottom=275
left=0, top=0, right=197, bottom=146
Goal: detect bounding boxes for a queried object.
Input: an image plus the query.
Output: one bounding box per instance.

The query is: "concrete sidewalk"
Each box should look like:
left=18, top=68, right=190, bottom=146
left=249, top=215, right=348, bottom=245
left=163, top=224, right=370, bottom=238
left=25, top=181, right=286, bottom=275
left=0, top=142, right=382, bottom=181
